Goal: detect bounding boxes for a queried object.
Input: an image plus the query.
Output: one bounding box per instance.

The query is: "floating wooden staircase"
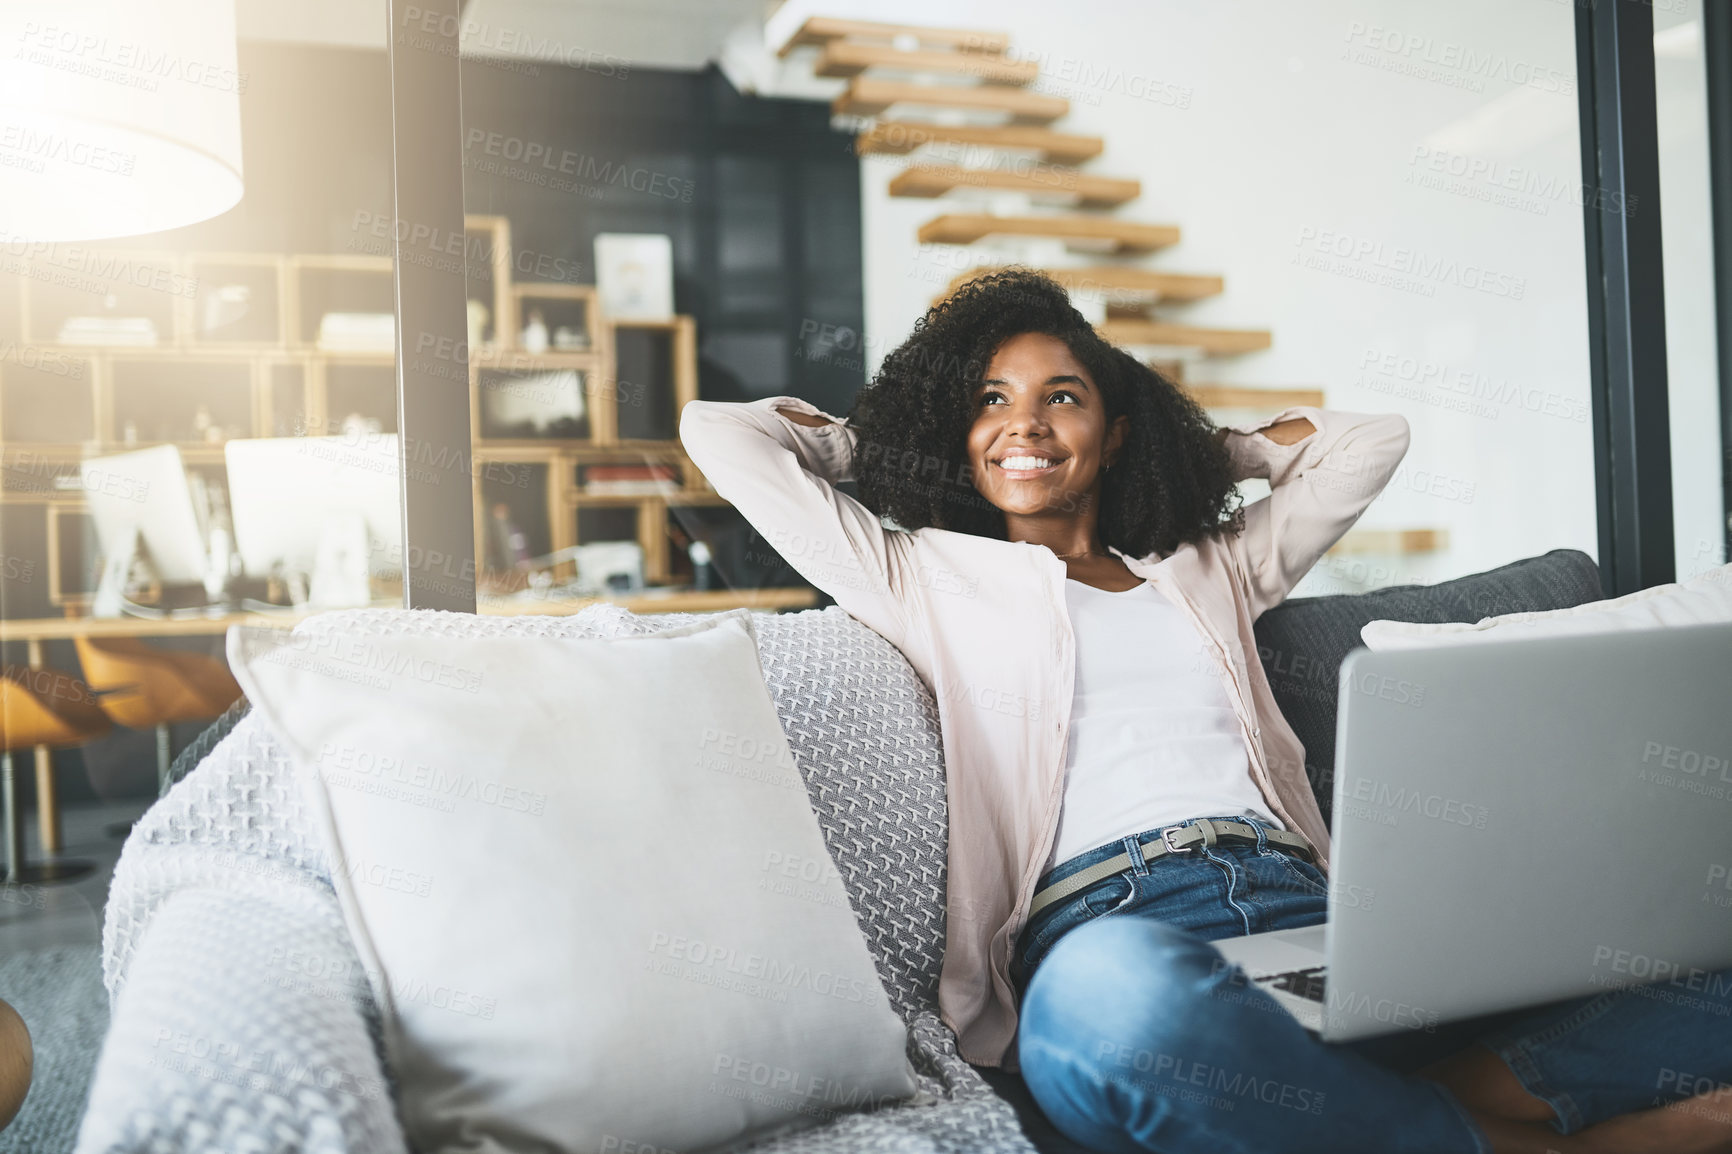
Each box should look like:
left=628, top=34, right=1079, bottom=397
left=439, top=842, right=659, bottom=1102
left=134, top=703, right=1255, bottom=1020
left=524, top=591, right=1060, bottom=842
left=779, top=17, right=1405, bottom=448
left=917, top=213, right=1179, bottom=252
left=1097, top=320, right=1272, bottom=356
left=889, top=164, right=1139, bottom=207
left=857, top=123, right=1103, bottom=164
left=780, top=17, right=1011, bottom=56
left=833, top=77, right=1070, bottom=123
left=1182, top=384, right=1325, bottom=409
left=815, top=41, right=1039, bottom=84
left=947, top=266, right=1223, bottom=304
left=1329, top=529, right=1449, bottom=556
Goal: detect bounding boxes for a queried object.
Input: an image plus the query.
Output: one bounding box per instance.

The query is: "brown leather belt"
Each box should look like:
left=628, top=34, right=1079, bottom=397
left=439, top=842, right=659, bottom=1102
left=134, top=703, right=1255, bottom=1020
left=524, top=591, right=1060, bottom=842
left=1027, top=818, right=1318, bottom=921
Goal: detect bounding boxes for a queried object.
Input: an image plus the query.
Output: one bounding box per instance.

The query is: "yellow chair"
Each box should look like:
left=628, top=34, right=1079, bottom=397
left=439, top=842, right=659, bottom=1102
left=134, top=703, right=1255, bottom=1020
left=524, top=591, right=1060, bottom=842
left=0, top=665, right=111, bottom=884
left=74, top=637, right=242, bottom=798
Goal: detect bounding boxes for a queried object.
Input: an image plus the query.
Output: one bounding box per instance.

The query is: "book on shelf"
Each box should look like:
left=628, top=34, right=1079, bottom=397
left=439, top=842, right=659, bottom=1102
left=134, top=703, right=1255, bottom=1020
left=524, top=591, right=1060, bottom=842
left=580, top=463, right=681, bottom=495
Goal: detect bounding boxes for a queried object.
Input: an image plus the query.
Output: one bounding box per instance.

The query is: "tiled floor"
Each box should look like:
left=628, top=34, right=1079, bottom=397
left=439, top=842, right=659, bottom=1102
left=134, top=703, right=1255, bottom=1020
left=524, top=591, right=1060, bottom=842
left=0, top=798, right=151, bottom=958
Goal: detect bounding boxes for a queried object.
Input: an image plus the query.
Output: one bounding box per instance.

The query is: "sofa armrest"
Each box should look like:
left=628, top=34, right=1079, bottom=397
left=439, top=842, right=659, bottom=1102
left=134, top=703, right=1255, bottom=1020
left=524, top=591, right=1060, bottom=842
left=74, top=888, right=407, bottom=1154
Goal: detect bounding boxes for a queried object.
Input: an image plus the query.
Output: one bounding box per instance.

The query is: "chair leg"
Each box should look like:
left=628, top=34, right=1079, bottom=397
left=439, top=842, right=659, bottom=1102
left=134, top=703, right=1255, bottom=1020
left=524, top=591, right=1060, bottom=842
left=156, top=724, right=172, bottom=798
left=104, top=724, right=180, bottom=840
left=1, top=751, right=93, bottom=887
left=3, top=753, right=20, bottom=883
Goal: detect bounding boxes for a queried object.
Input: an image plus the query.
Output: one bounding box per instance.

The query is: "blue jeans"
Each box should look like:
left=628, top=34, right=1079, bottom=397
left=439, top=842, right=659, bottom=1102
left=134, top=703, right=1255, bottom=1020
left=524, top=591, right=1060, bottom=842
left=1013, top=818, right=1732, bottom=1154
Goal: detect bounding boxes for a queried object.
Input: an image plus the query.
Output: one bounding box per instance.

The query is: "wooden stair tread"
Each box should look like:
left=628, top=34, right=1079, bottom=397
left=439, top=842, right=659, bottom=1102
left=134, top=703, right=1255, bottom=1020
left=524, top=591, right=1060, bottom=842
left=946, top=266, right=1221, bottom=302
left=889, top=164, right=1139, bottom=207
left=1098, top=320, right=1273, bottom=355
left=835, top=78, right=1068, bottom=123
left=816, top=41, right=1037, bottom=84
left=857, top=122, right=1103, bottom=164
left=1328, top=528, right=1448, bottom=556
left=1181, top=384, right=1325, bottom=409
left=918, top=214, right=1181, bottom=252
left=781, top=17, right=1011, bottom=57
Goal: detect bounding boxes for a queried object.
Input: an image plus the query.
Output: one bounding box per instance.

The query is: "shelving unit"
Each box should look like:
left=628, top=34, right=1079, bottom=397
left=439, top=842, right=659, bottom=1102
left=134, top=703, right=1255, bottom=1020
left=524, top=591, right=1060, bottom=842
left=0, top=214, right=779, bottom=609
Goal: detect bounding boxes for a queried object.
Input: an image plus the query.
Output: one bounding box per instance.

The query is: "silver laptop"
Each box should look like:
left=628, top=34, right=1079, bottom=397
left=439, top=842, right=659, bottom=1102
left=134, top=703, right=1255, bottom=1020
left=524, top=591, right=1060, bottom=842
left=1215, top=621, right=1732, bottom=1041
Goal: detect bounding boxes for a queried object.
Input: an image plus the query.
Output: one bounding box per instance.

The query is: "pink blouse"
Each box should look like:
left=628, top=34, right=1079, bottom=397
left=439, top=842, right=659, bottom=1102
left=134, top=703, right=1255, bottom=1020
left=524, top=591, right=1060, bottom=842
left=679, top=395, right=1410, bottom=1067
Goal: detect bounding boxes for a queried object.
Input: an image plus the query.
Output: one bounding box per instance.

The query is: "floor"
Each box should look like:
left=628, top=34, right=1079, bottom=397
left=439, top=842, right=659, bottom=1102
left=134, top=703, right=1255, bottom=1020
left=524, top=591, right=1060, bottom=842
left=0, top=798, right=148, bottom=1154
left=0, top=797, right=151, bottom=959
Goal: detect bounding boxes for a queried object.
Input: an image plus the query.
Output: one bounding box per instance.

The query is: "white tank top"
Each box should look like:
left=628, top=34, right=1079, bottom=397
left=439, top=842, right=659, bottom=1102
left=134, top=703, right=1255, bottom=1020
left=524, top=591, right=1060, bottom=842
left=1047, top=577, right=1281, bottom=870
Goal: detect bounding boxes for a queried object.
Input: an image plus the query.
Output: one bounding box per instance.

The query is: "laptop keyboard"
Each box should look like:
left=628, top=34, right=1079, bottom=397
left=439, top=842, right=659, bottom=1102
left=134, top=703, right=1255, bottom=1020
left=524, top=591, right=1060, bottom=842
left=1255, top=965, right=1328, bottom=1003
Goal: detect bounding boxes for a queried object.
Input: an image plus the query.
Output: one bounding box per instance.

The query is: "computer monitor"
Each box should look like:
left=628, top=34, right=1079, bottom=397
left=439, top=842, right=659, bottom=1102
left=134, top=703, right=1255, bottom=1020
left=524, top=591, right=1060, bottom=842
left=80, top=445, right=209, bottom=585
left=224, top=435, right=404, bottom=591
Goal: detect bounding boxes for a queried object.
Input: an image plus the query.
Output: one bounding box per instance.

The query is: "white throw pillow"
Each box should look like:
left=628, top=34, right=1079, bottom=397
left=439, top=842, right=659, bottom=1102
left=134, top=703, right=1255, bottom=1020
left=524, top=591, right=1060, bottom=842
left=1361, top=563, right=1732, bottom=650
left=227, top=609, right=914, bottom=1154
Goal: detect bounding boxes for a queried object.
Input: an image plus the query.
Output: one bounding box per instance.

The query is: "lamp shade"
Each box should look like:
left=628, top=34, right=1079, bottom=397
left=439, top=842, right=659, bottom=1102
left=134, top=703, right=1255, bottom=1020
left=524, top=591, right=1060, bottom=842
left=0, top=0, right=244, bottom=242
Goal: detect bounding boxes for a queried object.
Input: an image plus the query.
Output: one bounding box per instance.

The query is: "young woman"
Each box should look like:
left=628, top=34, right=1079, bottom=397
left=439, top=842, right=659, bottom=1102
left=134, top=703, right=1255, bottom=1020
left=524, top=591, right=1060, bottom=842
left=680, top=270, right=1731, bottom=1153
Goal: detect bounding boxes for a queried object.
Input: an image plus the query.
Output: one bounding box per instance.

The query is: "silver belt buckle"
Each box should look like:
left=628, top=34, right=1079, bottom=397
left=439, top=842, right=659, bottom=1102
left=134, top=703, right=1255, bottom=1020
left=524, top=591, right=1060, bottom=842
left=1161, top=824, right=1194, bottom=855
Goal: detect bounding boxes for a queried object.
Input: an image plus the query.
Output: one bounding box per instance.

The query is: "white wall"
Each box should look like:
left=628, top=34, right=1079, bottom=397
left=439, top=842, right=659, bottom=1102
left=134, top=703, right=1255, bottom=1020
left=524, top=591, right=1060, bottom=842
left=770, top=0, right=1687, bottom=593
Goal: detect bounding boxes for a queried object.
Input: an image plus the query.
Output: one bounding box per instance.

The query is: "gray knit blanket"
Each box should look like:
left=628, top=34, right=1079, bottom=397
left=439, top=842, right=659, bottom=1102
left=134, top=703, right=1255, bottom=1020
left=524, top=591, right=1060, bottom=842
left=73, top=604, right=1034, bottom=1154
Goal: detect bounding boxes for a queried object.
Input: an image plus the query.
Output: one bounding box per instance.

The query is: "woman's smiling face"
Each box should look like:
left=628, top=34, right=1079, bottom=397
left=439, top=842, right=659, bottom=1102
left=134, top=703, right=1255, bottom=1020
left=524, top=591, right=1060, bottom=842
left=965, top=332, right=1128, bottom=521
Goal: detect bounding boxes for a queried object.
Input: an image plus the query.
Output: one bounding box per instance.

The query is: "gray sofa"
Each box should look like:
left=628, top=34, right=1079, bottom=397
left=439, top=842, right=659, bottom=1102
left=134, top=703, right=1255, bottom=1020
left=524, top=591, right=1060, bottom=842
left=72, top=549, right=1605, bottom=1154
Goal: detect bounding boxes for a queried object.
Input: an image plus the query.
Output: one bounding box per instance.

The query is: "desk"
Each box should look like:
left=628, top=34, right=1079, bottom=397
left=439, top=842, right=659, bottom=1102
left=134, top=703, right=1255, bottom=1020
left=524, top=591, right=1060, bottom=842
left=2, top=585, right=820, bottom=852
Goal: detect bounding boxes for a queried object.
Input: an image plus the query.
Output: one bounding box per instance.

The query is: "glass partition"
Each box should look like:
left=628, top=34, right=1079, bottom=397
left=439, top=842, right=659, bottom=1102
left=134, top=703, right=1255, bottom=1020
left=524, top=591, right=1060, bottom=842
left=453, top=20, right=858, bottom=612
left=0, top=6, right=402, bottom=1008
left=852, top=0, right=1599, bottom=596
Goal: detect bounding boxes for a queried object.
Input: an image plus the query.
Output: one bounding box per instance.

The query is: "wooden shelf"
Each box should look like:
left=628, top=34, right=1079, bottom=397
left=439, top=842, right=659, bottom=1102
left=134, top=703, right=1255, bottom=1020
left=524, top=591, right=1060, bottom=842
left=834, top=77, right=1068, bottom=123
left=889, top=164, right=1139, bottom=207
left=857, top=121, right=1102, bottom=163
left=780, top=16, right=1010, bottom=57
left=0, top=225, right=755, bottom=606
left=946, top=266, right=1223, bottom=303
left=1182, top=385, right=1325, bottom=410
left=815, top=41, right=1037, bottom=84
left=918, top=213, right=1181, bottom=252
left=1097, top=320, right=1273, bottom=356
left=506, top=281, right=601, bottom=358
left=471, top=349, right=600, bottom=372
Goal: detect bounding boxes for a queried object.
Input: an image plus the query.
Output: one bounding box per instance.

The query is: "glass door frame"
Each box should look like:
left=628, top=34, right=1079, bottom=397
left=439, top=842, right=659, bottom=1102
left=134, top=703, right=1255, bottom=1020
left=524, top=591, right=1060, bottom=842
left=387, top=0, right=476, bottom=611
left=1707, top=1, right=1732, bottom=580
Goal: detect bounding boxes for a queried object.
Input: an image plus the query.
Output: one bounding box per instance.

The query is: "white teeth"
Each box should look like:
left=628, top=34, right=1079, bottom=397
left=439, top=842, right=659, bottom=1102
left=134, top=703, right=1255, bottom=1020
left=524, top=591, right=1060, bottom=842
left=999, top=456, right=1057, bottom=471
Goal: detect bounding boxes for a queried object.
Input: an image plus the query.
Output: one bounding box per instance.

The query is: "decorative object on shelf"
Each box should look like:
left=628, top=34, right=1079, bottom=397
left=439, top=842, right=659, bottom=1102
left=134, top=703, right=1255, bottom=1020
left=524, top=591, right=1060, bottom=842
left=552, top=324, right=589, bottom=351
left=520, top=307, right=549, bottom=354
left=201, top=284, right=252, bottom=335
left=595, top=233, right=674, bottom=320
left=573, top=541, right=644, bottom=596
left=55, top=316, right=158, bottom=346
left=580, top=464, right=681, bottom=496
left=0, top=0, right=242, bottom=242
left=485, top=502, right=533, bottom=572
left=339, top=413, right=384, bottom=437
left=467, top=299, right=491, bottom=354
left=315, top=312, right=395, bottom=353
left=480, top=369, right=585, bottom=438
left=122, top=421, right=139, bottom=447
left=689, top=539, right=715, bottom=591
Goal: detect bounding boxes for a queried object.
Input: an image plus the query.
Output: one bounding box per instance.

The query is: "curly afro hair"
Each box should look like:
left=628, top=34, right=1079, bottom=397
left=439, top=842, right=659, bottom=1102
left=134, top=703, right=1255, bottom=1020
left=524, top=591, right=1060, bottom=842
left=846, top=268, right=1245, bottom=560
